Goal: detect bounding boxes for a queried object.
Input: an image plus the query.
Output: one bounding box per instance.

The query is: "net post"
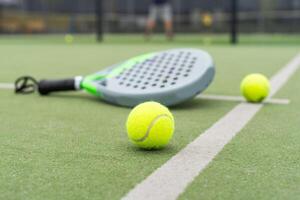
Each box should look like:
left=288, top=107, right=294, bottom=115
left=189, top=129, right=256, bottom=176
left=230, top=0, right=238, bottom=44
left=95, top=0, right=103, bottom=42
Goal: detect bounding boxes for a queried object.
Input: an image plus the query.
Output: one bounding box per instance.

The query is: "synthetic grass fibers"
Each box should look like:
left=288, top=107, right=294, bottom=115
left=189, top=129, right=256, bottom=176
left=0, top=35, right=299, bottom=200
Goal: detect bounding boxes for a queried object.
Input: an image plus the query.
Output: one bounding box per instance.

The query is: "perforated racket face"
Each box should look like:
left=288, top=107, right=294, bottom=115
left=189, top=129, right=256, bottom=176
left=115, top=51, right=196, bottom=90
left=86, top=49, right=215, bottom=107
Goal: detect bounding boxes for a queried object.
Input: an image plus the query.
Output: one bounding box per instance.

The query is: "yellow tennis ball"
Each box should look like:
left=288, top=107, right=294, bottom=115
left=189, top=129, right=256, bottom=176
left=240, top=73, right=270, bottom=103
left=202, top=13, right=213, bottom=27
left=126, top=102, right=175, bottom=150
left=64, top=34, right=74, bottom=44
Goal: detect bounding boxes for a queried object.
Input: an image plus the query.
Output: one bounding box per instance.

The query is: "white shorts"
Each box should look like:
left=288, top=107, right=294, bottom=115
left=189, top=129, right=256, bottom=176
left=148, top=3, right=172, bottom=22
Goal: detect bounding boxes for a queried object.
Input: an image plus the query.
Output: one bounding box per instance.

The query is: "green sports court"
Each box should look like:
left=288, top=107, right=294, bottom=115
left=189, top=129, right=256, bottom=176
left=0, top=1, right=300, bottom=200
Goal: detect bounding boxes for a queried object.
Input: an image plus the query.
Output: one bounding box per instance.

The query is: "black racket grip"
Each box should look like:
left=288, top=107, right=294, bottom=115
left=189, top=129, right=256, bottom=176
left=38, top=78, right=76, bottom=95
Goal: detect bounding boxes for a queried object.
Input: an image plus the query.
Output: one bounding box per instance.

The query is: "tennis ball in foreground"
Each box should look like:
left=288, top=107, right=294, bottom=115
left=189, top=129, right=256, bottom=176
left=240, top=73, right=270, bottom=103
left=64, top=34, right=74, bottom=44
left=126, top=102, right=175, bottom=150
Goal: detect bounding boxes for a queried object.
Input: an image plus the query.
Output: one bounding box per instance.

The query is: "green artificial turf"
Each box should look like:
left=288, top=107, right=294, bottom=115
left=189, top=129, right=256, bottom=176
left=0, top=33, right=300, bottom=45
left=0, top=35, right=299, bottom=199
left=179, top=63, right=300, bottom=200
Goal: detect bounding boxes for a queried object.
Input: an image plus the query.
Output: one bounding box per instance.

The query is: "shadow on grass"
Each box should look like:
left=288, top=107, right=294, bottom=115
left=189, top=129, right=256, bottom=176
left=42, top=92, right=130, bottom=109
left=171, top=97, right=234, bottom=111
left=126, top=144, right=178, bottom=156
left=36, top=91, right=236, bottom=112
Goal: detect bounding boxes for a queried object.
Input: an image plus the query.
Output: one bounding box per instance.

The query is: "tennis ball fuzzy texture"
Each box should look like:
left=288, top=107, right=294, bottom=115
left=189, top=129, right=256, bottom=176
left=126, top=102, right=175, bottom=150
left=240, top=73, right=270, bottom=103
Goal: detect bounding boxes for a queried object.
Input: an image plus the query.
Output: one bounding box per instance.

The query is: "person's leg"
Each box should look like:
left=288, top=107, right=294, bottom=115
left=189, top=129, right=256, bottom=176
left=163, top=4, right=174, bottom=40
left=146, top=20, right=155, bottom=37
left=145, top=5, right=157, bottom=39
left=164, top=20, right=173, bottom=39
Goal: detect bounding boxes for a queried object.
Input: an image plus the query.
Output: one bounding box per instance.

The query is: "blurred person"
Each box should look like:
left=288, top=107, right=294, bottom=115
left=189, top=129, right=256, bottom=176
left=145, top=0, right=174, bottom=40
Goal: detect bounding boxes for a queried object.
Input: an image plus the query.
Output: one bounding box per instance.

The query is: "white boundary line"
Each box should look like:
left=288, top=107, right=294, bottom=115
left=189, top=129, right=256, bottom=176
left=0, top=83, right=14, bottom=89
left=0, top=83, right=290, bottom=105
left=197, top=94, right=290, bottom=105
left=122, top=53, right=300, bottom=200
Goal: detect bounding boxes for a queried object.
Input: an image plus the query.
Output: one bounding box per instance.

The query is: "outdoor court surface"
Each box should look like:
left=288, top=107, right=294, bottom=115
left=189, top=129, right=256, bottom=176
left=0, top=34, right=299, bottom=200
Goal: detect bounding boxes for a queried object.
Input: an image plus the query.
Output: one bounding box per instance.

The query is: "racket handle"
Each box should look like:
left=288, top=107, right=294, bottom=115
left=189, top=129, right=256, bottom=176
left=38, top=77, right=82, bottom=95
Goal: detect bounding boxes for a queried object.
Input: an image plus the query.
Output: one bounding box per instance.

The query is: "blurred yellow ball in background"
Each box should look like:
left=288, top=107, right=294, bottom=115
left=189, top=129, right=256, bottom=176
left=201, top=13, right=213, bottom=27
left=64, top=34, right=74, bottom=44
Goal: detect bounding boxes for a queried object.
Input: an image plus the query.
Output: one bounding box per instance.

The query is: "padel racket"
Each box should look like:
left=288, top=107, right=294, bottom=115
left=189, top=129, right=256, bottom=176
left=16, top=49, right=215, bottom=107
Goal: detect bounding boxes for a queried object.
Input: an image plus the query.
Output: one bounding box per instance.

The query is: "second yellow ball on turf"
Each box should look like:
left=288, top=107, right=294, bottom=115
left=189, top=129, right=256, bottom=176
left=64, top=34, right=74, bottom=44
left=240, top=73, right=270, bottom=103
left=126, top=102, right=175, bottom=150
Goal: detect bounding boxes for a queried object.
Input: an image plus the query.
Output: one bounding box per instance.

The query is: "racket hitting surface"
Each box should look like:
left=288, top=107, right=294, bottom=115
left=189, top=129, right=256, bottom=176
left=16, top=49, right=215, bottom=107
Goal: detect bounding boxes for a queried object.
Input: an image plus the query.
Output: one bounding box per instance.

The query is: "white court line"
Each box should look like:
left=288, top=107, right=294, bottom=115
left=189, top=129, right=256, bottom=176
left=197, top=94, right=290, bottom=105
left=122, top=53, right=300, bottom=200
left=0, top=83, right=14, bottom=89
left=0, top=83, right=290, bottom=105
